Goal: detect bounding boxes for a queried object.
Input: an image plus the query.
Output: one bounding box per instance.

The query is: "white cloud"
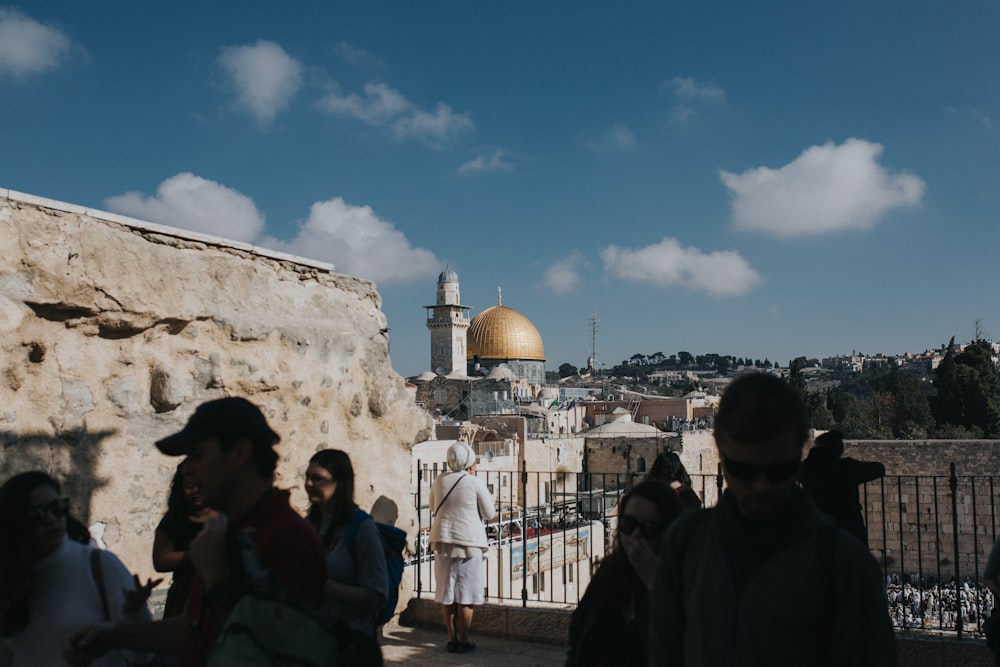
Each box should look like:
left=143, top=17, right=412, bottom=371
left=664, top=76, right=725, bottom=125
left=0, top=8, right=72, bottom=78
left=265, top=197, right=440, bottom=284
left=218, top=40, right=302, bottom=123
left=586, top=124, right=636, bottom=152
left=720, top=138, right=926, bottom=237
left=544, top=252, right=584, bottom=294
left=336, top=41, right=380, bottom=69
left=601, top=237, right=761, bottom=297
left=317, top=81, right=473, bottom=146
left=457, top=149, right=513, bottom=175
left=667, top=76, right=725, bottom=103
left=104, top=173, right=265, bottom=243
left=944, top=106, right=995, bottom=133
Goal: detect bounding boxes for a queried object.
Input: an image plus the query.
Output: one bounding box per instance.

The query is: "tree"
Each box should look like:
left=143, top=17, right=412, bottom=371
left=677, top=351, right=693, bottom=367
left=932, top=338, right=1000, bottom=437
left=558, top=362, right=578, bottom=378
left=883, top=366, right=933, bottom=438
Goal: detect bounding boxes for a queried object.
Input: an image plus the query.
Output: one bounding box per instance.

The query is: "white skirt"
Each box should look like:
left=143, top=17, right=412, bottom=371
left=434, top=551, right=485, bottom=605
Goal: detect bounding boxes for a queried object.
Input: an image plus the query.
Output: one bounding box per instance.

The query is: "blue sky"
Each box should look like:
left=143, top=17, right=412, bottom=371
left=2, top=2, right=998, bottom=378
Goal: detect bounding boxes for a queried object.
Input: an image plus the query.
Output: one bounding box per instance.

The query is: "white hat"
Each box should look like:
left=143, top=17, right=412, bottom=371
left=447, top=442, right=477, bottom=471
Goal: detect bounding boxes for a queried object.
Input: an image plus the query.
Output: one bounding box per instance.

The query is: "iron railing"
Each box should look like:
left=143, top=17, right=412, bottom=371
left=410, top=461, right=999, bottom=640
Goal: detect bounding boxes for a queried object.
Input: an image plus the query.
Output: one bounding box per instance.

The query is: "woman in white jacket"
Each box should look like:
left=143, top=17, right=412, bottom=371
left=429, top=442, right=495, bottom=654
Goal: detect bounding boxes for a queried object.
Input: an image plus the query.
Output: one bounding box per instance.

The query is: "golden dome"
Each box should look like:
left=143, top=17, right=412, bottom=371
left=467, top=305, right=545, bottom=361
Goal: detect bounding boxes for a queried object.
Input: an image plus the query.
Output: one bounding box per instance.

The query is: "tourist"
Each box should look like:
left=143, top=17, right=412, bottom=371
left=650, top=373, right=896, bottom=665
left=429, top=442, right=495, bottom=654
left=565, top=480, right=684, bottom=666
left=64, top=396, right=326, bottom=666
left=647, top=450, right=702, bottom=509
left=152, top=462, right=216, bottom=618
left=304, top=449, right=388, bottom=637
left=799, top=428, right=886, bottom=546
left=0, top=471, right=155, bottom=667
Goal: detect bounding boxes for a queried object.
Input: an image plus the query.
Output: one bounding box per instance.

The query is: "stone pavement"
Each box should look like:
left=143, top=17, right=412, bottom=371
left=381, top=618, right=566, bottom=666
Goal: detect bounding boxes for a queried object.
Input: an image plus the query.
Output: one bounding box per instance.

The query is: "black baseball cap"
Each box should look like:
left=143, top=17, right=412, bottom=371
left=155, top=397, right=280, bottom=456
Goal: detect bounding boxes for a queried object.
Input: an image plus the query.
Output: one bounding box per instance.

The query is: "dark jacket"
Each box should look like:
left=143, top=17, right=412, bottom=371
left=800, top=446, right=885, bottom=545
left=650, top=488, right=896, bottom=667
left=566, top=552, right=648, bottom=666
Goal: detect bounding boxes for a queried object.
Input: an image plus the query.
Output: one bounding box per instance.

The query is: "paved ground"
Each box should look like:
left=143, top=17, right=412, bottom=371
left=381, top=619, right=566, bottom=666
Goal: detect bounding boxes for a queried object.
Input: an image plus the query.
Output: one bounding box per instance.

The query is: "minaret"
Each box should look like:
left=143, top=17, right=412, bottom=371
left=425, top=267, right=470, bottom=375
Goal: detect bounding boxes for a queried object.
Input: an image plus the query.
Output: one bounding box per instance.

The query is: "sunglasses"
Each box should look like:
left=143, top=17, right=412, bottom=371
left=25, top=497, right=70, bottom=524
left=618, top=515, right=665, bottom=542
left=722, top=455, right=800, bottom=483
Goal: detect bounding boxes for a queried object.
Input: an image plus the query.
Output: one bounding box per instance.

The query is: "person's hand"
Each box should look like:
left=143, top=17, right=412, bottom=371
left=621, top=533, right=658, bottom=590
left=63, top=621, right=115, bottom=665
left=188, top=512, right=229, bottom=591
left=122, top=574, right=164, bottom=613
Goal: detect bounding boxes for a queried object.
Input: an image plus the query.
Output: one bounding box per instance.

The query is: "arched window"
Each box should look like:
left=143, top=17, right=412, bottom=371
left=636, top=456, right=647, bottom=473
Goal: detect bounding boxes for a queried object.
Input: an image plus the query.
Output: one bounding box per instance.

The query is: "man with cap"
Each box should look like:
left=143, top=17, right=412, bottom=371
left=64, top=396, right=326, bottom=666
left=428, top=442, right=495, bottom=654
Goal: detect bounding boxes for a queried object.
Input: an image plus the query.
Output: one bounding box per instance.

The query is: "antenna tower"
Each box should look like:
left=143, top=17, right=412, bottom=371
left=590, top=309, right=600, bottom=374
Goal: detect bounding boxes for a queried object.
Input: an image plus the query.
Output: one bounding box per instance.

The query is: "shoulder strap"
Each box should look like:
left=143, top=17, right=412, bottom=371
left=89, top=548, right=112, bottom=621
left=343, top=507, right=370, bottom=555
left=434, top=474, right=465, bottom=514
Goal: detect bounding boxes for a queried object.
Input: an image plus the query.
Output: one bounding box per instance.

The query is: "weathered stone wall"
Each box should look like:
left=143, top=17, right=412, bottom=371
left=844, top=440, right=1000, bottom=579
left=0, top=189, right=431, bottom=583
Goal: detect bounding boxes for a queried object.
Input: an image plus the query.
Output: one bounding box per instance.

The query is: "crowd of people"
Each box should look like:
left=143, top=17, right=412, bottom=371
left=882, top=575, right=996, bottom=633
left=568, top=373, right=899, bottom=666
left=0, top=397, right=392, bottom=666
left=3, top=376, right=999, bottom=666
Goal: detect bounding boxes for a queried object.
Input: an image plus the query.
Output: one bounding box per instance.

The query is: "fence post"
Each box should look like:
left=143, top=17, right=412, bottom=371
left=950, top=462, right=962, bottom=638
left=415, top=458, right=422, bottom=598
left=716, top=461, right=724, bottom=503
left=521, top=459, right=528, bottom=608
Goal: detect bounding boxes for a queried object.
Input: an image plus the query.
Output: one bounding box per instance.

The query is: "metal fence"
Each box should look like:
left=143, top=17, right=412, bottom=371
left=410, top=464, right=999, bottom=639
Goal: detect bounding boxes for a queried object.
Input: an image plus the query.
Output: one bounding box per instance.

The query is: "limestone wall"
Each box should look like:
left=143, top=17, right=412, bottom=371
left=0, top=189, right=431, bottom=582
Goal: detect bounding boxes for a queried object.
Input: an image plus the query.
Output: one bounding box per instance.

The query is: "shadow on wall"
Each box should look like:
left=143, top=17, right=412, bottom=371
left=0, top=429, right=117, bottom=526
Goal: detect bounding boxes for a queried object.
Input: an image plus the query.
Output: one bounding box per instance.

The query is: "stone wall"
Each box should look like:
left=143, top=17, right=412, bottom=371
left=844, top=440, right=1000, bottom=579
left=0, top=189, right=431, bottom=582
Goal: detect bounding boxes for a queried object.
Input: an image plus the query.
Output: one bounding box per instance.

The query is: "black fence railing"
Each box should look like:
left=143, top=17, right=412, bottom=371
left=410, top=463, right=999, bottom=640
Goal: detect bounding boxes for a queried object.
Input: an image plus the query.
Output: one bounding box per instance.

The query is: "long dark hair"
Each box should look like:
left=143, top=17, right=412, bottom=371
left=648, top=451, right=692, bottom=487
left=305, top=449, right=357, bottom=548
left=161, top=462, right=199, bottom=540
left=0, top=471, right=89, bottom=636
left=586, top=481, right=685, bottom=613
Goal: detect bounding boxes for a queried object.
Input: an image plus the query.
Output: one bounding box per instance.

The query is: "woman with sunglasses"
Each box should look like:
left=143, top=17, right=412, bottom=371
left=565, top=480, right=685, bottom=666
left=0, top=471, right=154, bottom=666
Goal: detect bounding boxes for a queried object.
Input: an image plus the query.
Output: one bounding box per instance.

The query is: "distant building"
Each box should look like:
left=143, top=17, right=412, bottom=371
left=467, top=288, right=546, bottom=383
left=425, top=267, right=470, bottom=376
left=423, top=269, right=546, bottom=383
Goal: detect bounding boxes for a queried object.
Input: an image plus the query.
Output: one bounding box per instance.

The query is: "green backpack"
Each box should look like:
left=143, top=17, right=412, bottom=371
left=203, top=529, right=382, bottom=666
left=205, top=595, right=339, bottom=667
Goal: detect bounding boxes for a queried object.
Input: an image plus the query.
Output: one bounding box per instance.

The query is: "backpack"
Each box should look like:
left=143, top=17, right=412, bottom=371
left=344, top=508, right=407, bottom=626
left=204, top=528, right=383, bottom=667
